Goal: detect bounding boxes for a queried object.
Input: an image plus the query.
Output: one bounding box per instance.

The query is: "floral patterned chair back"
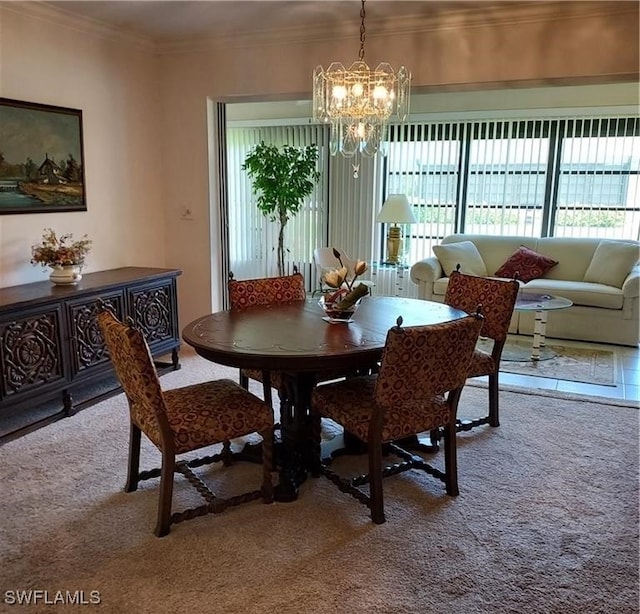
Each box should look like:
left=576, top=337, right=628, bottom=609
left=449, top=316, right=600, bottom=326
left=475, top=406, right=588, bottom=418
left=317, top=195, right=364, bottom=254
left=98, top=308, right=167, bottom=446
left=227, top=268, right=351, bottom=398
left=444, top=268, right=519, bottom=344
left=375, top=315, right=485, bottom=414
left=441, top=267, right=520, bottom=432
left=228, top=270, right=306, bottom=310
left=97, top=307, right=274, bottom=537
left=310, top=312, right=484, bottom=524
left=227, top=269, right=306, bottom=395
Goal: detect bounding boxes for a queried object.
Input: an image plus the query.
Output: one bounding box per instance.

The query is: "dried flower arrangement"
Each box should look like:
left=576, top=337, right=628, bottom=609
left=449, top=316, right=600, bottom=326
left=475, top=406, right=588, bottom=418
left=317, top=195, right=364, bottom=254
left=31, top=228, right=92, bottom=268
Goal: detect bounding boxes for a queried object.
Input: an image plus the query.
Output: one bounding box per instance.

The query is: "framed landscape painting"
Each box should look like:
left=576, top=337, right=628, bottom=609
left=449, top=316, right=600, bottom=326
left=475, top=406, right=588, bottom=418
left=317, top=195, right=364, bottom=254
left=0, top=98, right=86, bottom=214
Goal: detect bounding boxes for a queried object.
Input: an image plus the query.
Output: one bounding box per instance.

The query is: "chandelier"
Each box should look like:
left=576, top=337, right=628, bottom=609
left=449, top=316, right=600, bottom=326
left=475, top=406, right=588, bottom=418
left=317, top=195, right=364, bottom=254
left=312, top=0, right=411, bottom=161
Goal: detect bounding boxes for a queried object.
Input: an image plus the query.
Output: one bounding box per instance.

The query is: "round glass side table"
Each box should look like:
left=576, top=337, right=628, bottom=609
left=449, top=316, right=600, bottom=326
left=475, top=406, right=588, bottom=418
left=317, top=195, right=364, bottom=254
left=510, top=292, right=574, bottom=361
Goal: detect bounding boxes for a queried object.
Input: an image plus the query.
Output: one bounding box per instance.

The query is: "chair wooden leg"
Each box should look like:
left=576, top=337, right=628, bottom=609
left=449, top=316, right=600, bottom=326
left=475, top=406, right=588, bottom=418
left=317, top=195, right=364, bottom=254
left=443, top=421, right=459, bottom=497
left=429, top=427, right=442, bottom=447
left=368, top=440, right=386, bottom=524
left=154, top=448, right=176, bottom=537
left=261, top=375, right=273, bottom=409
left=239, top=370, right=249, bottom=390
left=261, top=427, right=274, bottom=503
left=125, top=422, right=142, bottom=492
left=220, top=440, right=234, bottom=466
left=488, top=372, right=500, bottom=427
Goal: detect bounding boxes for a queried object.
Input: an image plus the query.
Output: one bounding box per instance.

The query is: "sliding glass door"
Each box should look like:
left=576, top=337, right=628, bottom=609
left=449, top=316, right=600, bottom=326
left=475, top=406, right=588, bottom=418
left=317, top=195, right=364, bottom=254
left=217, top=108, right=638, bottom=301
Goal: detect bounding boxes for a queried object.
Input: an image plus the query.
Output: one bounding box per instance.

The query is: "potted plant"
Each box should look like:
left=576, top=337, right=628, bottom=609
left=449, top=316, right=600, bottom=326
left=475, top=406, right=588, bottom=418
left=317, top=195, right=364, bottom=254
left=31, top=228, right=92, bottom=285
left=242, top=141, right=320, bottom=276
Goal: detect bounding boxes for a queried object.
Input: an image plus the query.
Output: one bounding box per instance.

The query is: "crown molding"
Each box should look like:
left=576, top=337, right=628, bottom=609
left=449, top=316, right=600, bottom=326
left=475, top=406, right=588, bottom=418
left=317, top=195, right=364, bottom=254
left=3, top=1, right=636, bottom=57
left=156, top=1, right=638, bottom=56
left=2, top=1, right=156, bottom=52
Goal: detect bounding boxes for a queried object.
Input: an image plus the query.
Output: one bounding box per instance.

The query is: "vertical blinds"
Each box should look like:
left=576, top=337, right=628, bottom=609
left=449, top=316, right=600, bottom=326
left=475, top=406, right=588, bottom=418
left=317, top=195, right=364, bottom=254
left=386, top=116, right=639, bottom=265
left=224, top=114, right=638, bottom=296
left=226, top=124, right=329, bottom=291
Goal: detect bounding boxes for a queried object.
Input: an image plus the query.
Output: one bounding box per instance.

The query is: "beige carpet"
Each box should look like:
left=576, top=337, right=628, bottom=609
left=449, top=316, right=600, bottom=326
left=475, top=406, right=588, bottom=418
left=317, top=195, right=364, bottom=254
left=1, top=350, right=638, bottom=614
left=478, top=338, right=616, bottom=386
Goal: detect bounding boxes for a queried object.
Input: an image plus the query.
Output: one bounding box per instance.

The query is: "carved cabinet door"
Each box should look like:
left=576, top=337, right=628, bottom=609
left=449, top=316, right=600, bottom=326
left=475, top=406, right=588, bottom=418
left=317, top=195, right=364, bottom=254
left=66, top=291, right=125, bottom=376
left=126, top=279, right=178, bottom=352
left=0, top=305, right=66, bottom=402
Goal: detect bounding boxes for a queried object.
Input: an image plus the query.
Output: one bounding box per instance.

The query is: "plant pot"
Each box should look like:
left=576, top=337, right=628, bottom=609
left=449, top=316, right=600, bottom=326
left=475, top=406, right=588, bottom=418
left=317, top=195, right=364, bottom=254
left=49, top=264, right=83, bottom=285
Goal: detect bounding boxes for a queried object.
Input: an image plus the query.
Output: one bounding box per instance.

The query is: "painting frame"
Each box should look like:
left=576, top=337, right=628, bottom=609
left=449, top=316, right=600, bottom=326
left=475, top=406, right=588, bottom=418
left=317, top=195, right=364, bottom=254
left=0, top=97, right=87, bottom=214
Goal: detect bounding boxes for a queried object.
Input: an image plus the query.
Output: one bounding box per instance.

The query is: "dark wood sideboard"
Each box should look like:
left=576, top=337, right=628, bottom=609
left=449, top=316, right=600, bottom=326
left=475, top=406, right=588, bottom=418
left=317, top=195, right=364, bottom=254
left=0, top=267, right=182, bottom=444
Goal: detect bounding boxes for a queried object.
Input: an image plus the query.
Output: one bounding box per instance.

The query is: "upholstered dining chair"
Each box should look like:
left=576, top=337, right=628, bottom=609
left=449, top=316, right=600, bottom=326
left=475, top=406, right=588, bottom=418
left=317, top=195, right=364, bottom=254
left=97, top=308, right=274, bottom=537
left=441, top=267, right=520, bottom=435
left=228, top=269, right=356, bottom=400
left=228, top=269, right=307, bottom=394
left=310, top=312, right=484, bottom=524
left=228, top=267, right=307, bottom=311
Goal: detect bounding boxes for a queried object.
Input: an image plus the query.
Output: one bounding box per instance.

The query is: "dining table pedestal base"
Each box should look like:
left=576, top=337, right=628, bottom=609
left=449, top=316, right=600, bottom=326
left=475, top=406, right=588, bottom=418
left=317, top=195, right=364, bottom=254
left=271, top=372, right=320, bottom=502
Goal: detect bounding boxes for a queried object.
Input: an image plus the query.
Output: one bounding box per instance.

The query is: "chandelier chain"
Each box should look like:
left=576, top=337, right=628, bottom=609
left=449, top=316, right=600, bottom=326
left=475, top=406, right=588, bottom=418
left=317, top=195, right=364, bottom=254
left=359, top=0, right=366, bottom=61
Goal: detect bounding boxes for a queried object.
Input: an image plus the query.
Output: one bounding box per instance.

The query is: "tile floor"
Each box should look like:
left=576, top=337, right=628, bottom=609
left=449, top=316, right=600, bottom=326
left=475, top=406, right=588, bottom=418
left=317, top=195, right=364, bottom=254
left=491, top=334, right=640, bottom=404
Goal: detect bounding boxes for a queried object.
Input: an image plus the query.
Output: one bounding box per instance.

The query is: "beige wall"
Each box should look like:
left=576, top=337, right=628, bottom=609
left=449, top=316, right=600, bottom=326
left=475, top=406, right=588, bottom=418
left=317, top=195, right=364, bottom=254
left=0, top=4, right=165, bottom=289
left=1, top=1, right=638, bottom=329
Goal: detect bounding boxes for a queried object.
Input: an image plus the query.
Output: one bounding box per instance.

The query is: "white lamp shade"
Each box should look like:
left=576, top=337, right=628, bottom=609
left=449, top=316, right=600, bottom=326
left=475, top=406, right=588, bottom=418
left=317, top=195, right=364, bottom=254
left=376, top=194, right=416, bottom=224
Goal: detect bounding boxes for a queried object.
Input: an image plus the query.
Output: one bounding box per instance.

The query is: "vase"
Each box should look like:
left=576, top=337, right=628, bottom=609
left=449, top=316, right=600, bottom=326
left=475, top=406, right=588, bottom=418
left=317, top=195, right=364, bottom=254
left=49, top=264, right=83, bottom=286
left=318, top=296, right=363, bottom=323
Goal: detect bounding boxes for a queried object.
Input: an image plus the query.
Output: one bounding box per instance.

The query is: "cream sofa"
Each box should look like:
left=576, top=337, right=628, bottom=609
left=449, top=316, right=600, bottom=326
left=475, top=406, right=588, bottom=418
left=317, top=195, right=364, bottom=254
left=410, top=234, right=640, bottom=346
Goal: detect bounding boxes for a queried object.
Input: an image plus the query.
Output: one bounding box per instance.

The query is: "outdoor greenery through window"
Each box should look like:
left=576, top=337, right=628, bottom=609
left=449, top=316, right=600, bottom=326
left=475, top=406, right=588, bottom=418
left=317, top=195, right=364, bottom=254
left=385, top=116, right=640, bottom=264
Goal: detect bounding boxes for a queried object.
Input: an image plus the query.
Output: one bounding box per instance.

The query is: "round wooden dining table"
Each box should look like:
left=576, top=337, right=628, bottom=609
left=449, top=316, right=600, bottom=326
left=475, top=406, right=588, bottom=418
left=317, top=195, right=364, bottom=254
left=182, top=296, right=467, bottom=501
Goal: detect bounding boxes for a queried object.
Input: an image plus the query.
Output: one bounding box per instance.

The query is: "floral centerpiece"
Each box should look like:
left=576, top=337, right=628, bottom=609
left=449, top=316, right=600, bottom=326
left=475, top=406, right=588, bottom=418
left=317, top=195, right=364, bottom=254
left=31, top=228, right=92, bottom=285
left=31, top=228, right=92, bottom=267
left=320, top=248, right=370, bottom=320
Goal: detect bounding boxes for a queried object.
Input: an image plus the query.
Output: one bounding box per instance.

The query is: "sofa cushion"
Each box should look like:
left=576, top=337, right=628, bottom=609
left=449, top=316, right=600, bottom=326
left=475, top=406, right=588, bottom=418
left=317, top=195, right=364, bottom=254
left=433, top=241, right=487, bottom=277
left=523, top=279, right=624, bottom=310
left=442, top=234, right=539, bottom=275
left=495, top=245, right=558, bottom=283
left=583, top=240, right=640, bottom=288
left=535, top=237, right=598, bottom=281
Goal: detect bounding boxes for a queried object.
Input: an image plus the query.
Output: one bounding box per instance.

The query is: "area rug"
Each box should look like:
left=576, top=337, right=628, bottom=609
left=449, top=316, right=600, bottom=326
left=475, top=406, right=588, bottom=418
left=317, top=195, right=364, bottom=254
left=0, top=350, right=637, bottom=614
left=478, top=338, right=616, bottom=386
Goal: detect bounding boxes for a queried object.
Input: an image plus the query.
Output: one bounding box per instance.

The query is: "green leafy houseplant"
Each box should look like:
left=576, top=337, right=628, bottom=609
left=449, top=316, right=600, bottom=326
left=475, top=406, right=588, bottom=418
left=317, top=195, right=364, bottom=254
left=242, top=142, right=320, bottom=276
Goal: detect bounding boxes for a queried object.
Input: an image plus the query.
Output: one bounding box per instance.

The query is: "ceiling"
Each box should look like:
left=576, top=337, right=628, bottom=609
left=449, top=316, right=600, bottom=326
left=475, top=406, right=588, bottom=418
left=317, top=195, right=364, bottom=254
left=40, top=1, right=514, bottom=43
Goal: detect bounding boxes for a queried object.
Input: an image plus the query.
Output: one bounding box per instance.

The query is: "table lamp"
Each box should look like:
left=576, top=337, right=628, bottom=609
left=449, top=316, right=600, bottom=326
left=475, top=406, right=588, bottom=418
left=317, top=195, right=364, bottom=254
left=376, top=194, right=416, bottom=264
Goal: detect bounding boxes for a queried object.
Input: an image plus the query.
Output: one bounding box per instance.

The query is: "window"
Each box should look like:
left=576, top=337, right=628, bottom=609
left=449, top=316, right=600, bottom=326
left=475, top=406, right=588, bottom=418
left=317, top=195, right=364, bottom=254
left=465, top=121, right=550, bottom=237
left=384, top=116, right=640, bottom=264
left=554, top=118, right=639, bottom=239
left=385, top=124, right=462, bottom=261
left=225, top=124, right=329, bottom=289
left=223, top=113, right=639, bottom=297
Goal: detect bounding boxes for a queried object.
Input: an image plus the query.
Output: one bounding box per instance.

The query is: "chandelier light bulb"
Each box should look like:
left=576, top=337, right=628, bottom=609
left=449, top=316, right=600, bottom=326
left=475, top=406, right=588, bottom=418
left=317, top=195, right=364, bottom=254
left=352, top=82, right=364, bottom=97
left=373, top=85, right=388, bottom=100
left=332, top=85, right=347, bottom=100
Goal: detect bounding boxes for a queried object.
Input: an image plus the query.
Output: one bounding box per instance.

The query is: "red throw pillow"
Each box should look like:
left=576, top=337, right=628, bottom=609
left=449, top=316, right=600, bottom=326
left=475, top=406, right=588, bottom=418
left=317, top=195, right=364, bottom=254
left=494, top=245, right=558, bottom=283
